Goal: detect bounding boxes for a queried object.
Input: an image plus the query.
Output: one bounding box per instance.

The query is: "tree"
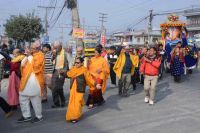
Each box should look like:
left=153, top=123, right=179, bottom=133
left=4, top=13, right=44, bottom=44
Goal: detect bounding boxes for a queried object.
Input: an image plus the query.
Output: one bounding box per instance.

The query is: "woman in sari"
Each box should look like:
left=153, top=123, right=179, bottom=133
left=7, top=49, right=25, bottom=110
left=66, top=57, right=101, bottom=123
left=86, top=46, right=110, bottom=109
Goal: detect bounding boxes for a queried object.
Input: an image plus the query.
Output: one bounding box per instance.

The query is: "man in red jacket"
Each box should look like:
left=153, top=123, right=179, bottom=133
left=140, top=47, right=161, bottom=105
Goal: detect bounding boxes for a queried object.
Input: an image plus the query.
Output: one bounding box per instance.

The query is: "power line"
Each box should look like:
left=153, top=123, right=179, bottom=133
left=49, top=0, right=67, bottom=29
left=38, top=6, right=55, bottom=36
left=49, top=0, right=57, bottom=21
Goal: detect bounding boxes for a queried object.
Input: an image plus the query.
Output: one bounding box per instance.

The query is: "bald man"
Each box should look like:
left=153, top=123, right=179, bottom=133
left=51, top=41, right=69, bottom=108
left=17, top=41, right=45, bottom=123
left=71, top=46, right=86, bottom=67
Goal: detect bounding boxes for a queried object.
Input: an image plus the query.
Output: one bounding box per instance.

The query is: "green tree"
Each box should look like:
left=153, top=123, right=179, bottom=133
left=4, top=13, right=44, bottom=44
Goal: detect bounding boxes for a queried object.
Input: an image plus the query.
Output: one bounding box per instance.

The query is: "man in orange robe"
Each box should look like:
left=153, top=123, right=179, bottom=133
left=86, top=46, right=110, bottom=109
left=17, top=41, right=45, bottom=123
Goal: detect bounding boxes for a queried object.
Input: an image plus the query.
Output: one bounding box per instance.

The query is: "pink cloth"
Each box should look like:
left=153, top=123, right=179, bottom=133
left=7, top=71, right=20, bottom=106
left=42, top=74, right=52, bottom=100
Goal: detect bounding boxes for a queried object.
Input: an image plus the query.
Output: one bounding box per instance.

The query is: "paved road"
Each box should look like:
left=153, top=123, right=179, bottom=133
left=1, top=70, right=200, bottom=133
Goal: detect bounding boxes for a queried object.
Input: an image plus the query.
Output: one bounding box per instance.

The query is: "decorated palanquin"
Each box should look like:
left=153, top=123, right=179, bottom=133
left=160, top=14, right=197, bottom=70
left=160, top=14, right=186, bottom=63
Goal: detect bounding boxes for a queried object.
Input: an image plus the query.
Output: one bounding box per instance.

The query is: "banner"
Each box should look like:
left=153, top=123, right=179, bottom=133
left=72, top=28, right=84, bottom=39
left=100, top=33, right=106, bottom=46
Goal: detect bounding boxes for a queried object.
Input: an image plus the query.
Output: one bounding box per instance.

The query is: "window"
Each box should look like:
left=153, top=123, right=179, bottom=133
left=137, top=38, right=140, bottom=43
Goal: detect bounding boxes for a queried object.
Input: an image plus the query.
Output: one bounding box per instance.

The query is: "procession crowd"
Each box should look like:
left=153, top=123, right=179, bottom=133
left=0, top=40, right=199, bottom=124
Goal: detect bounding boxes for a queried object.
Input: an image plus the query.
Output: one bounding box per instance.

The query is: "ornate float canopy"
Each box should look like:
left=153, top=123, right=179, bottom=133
left=160, top=14, right=186, bottom=28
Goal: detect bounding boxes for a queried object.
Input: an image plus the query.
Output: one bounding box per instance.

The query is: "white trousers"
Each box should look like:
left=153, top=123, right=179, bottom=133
left=19, top=94, right=42, bottom=119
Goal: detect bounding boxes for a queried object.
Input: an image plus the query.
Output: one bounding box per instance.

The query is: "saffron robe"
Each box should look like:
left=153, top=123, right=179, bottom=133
left=19, top=52, right=45, bottom=95
left=88, top=56, right=110, bottom=94
left=66, top=66, right=95, bottom=121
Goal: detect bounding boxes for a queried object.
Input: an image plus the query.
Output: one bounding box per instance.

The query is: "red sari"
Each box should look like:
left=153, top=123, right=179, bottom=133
left=7, top=55, right=24, bottom=106
left=7, top=62, right=21, bottom=106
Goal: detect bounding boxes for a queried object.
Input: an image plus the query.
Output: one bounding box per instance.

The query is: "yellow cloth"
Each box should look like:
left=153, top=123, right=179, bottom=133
left=88, top=56, right=110, bottom=94
left=113, top=53, right=139, bottom=79
left=11, top=55, right=25, bottom=63
left=19, top=51, right=45, bottom=95
left=55, top=48, right=65, bottom=69
left=66, top=66, right=95, bottom=121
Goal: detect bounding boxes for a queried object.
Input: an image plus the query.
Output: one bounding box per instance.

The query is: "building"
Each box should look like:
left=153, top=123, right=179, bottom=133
left=111, top=29, right=161, bottom=47
left=184, top=8, right=200, bottom=37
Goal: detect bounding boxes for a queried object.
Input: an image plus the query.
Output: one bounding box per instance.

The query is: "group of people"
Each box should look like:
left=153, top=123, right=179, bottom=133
left=0, top=40, right=199, bottom=124
left=0, top=41, right=69, bottom=123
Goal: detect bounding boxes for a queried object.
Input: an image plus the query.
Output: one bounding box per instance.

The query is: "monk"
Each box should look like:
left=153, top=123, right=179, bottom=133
left=7, top=49, right=25, bottom=110
left=66, top=57, right=101, bottom=123
left=17, top=41, right=45, bottom=123
left=86, top=46, right=110, bottom=109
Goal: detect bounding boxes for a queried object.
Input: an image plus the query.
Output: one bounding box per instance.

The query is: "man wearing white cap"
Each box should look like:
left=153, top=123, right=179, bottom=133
left=113, top=45, right=139, bottom=96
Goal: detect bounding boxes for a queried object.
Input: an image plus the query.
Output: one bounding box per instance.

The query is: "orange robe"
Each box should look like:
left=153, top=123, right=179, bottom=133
left=19, top=51, right=45, bottom=95
left=66, top=66, right=95, bottom=121
left=88, top=56, right=110, bottom=94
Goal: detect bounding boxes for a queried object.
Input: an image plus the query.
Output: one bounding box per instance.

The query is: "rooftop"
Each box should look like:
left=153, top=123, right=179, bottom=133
left=184, top=8, right=200, bottom=17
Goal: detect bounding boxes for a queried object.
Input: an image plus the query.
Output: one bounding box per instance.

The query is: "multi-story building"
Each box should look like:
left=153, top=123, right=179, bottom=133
left=111, top=29, right=161, bottom=47
left=184, top=8, right=200, bottom=37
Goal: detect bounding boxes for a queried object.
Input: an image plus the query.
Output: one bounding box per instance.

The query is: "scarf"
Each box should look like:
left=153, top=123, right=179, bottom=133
left=11, top=55, right=25, bottom=63
left=148, top=55, right=156, bottom=61
left=56, top=48, right=65, bottom=69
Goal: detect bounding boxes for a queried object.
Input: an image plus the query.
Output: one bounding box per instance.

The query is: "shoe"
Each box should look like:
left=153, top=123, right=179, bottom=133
left=5, top=111, right=13, bottom=118
left=98, top=100, right=105, bottom=106
left=51, top=105, right=60, bottom=108
left=88, top=104, right=94, bottom=109
left=121, top=93, right=129, bottom=97
left=71, top=120, right=78, bottom=123
left=31, top=117, right=43, bottom=123
left=144, top=97, right=149, bottom=103
left=110, top=84, right=116, bottom=88
left=149, top=100, right=154, bottom=105
left=42, top=99, right=48, bottom=103
left=17, top=116, right=32, bottom=123
left=60, top=103, right=65, bottom=108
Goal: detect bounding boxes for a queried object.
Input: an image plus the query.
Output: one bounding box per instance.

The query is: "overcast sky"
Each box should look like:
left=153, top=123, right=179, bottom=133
left=0, top=0, right=200, bottom=43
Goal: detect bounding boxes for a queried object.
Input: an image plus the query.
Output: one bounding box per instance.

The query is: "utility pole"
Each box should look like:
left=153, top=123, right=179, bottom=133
left=57, top=24, right=65, bottom=43
left=38, top=6, right=55, bottom=36
left=99, top=13, right=108, bottom=46
left=147, top=10, right=153, bottom=46
left=99, top=13, right=107, bottom=33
